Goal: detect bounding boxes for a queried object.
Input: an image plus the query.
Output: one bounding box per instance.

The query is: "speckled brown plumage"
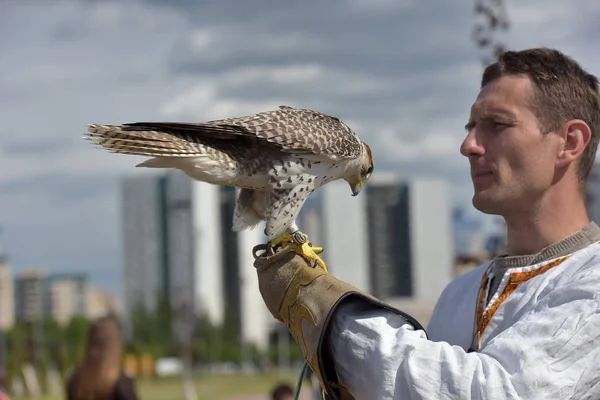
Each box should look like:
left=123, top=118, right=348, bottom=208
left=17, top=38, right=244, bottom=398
left=85, top=105, right=374, bottom=240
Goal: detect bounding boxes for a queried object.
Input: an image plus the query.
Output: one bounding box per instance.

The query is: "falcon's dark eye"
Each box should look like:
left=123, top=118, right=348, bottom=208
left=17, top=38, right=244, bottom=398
left=364, top=165, right=374, bottom=176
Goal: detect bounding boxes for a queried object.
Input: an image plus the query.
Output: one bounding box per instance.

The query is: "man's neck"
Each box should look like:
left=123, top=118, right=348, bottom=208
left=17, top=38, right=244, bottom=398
left=503, top=189, right=590, bottom=256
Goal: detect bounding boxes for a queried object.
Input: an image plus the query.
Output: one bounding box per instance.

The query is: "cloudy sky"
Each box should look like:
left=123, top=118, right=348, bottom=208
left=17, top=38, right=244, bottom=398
left=1, top=0, right=599, bottom=296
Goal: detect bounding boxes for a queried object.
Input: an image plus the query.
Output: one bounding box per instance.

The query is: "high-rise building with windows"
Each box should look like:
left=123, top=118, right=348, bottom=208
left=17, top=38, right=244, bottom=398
left=165, top=171, right=224, bottom=326
left=121, top=173, right=169, bottom=315
left=365, top=174, right=413, bottom=299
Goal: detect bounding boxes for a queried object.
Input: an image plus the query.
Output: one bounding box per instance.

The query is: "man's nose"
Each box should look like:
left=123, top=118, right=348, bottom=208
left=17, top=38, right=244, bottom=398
left=460, top=129, right=484, bottom=157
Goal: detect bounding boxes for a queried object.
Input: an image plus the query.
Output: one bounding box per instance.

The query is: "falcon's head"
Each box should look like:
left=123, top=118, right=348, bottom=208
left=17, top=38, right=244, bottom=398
left=347, top=142, right=374, bottom=196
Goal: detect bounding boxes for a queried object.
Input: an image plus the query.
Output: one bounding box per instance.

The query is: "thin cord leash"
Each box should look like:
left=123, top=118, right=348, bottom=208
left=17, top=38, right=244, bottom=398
left=294, top=362, right=308, bottom=400
left=293, top=361, right=326, bottom=400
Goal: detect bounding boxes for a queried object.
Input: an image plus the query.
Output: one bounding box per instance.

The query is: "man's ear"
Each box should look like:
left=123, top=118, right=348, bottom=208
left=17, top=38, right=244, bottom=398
left=556, top=120, right=591, bottom=167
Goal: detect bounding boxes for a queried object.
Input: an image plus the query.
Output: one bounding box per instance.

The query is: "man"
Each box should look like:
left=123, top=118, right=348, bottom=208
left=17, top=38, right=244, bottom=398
left=253, top=47, right=600, bottom=399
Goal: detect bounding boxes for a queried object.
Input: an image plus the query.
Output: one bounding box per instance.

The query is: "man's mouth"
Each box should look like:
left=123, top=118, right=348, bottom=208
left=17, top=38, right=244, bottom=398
left=472, top=170, right=494, bottom=184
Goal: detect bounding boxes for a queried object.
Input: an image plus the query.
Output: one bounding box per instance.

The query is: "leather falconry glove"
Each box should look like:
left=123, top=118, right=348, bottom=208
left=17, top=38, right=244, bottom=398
left=252, top=234, right=426, bottom=400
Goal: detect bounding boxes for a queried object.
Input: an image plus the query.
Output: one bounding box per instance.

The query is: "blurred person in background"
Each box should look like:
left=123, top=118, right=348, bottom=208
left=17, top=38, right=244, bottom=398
left=66, top=315, right=139, bottom=400
left=270, top=383, right=294, bottom=400
left=254, top=47, right=600, bottom=399
left=0, top=366, right=10, bottom=400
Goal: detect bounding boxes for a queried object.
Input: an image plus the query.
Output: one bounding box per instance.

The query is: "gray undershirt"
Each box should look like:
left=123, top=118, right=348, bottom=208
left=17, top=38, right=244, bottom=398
left=486, top=222, right=600, bottom=303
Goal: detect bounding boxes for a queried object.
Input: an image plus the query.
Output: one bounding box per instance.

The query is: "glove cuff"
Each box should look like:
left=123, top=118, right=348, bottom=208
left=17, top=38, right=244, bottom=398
left=277, top=262, right=426, bottom=399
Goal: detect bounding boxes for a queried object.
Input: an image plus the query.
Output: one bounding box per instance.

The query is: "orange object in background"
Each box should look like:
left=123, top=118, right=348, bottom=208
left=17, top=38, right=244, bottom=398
left=123, top=354, right=138, bottom=378
left=140, top=354, right=154, bottom=378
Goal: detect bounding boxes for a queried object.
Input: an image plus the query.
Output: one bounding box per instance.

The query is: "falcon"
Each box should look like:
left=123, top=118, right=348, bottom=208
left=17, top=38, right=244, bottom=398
left=85, top=105, right=374, bottom=268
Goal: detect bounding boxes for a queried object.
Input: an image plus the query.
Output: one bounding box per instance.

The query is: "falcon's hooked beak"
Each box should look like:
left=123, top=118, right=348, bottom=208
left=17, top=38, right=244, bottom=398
left=350, top=180, right=364, bottom=196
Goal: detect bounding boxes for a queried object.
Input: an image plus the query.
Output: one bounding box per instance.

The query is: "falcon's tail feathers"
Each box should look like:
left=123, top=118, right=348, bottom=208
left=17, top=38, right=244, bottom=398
left=85, top=124, right=203, bottom=157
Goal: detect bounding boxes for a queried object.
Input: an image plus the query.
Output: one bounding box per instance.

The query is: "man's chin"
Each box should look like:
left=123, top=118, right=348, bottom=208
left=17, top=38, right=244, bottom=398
left=472, top=193, right=503, bottom=215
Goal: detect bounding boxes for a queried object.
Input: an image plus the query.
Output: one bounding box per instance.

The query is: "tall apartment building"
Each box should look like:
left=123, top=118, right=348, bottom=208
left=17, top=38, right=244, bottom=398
left=165, top=170, right=224, bottom=326
left=121, top=174, right=169, bottom=315
left=365, top=174, right=413, bottom=299
left=219, top=186, right=242, bottom=338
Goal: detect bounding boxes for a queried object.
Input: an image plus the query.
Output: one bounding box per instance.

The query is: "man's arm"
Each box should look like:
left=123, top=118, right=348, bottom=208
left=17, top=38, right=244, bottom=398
left=328, top=274, right=600, bottom=400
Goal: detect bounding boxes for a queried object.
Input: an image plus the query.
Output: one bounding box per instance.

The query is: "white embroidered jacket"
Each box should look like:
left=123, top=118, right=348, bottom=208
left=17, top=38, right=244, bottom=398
left=330, top=242, right=600, bottom=399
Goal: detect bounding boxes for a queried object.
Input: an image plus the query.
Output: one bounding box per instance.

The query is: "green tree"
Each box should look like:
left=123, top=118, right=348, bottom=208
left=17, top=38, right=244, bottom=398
left=127, top=292, right=177, bottom=358
left=63, top=316, right=90, bottom=371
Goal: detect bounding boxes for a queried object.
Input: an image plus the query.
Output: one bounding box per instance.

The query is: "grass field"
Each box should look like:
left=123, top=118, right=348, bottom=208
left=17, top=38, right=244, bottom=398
left=13, top=370, right=315, bottom=400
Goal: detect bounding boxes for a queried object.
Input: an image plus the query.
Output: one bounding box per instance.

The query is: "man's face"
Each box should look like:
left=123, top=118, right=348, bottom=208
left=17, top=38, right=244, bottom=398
left=460, top=75, right=562, bottom=215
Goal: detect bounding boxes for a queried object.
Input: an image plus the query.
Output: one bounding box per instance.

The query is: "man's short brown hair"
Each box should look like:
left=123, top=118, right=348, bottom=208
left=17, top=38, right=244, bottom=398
left=481, top=47, right=600, bottom=184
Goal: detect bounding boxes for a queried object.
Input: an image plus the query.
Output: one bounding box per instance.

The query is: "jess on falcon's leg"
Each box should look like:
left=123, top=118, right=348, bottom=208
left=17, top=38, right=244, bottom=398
left=251, top=202, right=328, bottom=273
left=267, top=222, right=328, bottom=273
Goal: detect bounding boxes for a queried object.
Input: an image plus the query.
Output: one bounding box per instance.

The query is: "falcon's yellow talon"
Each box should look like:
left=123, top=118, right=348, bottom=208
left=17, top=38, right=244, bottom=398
left=297, top=241, right=328, bottom=272
left=311, top=246, right=323, bottom=255
left=267, top=230, right=327, bottom=271
left=268, top=232, right=295, bottom=253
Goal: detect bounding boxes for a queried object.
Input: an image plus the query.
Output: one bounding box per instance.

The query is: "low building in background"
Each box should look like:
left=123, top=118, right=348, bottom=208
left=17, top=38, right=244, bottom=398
left=15, top=271, right=44, bottom=323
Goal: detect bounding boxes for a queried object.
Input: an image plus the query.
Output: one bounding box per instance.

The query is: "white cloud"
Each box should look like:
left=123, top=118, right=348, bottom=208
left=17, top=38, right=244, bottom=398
left=374, top=127, right=462, bottom=161
left=0, top=141, right=148, bottom=185
left=509, top=0, right=599, bottom=27
left=220, top=64, right=325, bottom=87
left=159, top=84, right=290, bottom=121
left=158, top=62, right=403, bottom=121
left=189, top=29, right=214, bottom=53
left=344, top=0, right=415, bottom=14
left=186, top=27, right=328, bottom=63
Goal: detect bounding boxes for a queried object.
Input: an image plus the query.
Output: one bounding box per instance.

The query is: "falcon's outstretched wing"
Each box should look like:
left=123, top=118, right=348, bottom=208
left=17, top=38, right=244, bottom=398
left=119, top=105, right=363, bottom=160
